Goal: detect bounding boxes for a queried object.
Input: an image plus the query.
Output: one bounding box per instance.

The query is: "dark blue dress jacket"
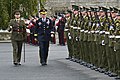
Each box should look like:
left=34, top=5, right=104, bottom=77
left=35, top=17, right=53, bottom=41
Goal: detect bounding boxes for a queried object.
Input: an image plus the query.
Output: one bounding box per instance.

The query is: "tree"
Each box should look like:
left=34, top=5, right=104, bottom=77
left=0, top=0, right=9, bottom=29
left=21, top=0, right=38, bottom=18
left=0, top=0, right=46, bottom=29
left=39, top=0, right=47, bottom=9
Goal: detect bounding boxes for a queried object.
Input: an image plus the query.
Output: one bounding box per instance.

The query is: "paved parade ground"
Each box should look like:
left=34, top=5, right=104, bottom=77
left=0, top=42, right=115, bottom=80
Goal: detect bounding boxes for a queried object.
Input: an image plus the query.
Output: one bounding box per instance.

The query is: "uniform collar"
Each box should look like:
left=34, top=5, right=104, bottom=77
left=15, top=18, right=20, bottom=21
left=42, top=17, right=46, bottom=22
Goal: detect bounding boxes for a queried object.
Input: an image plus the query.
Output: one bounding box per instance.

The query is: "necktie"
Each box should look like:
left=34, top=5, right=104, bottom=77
left=43, top=18, right=46, bottom=22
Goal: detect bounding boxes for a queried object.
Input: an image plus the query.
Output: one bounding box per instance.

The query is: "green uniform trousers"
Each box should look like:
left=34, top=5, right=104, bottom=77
left=12, top=40, right=23, bottom=63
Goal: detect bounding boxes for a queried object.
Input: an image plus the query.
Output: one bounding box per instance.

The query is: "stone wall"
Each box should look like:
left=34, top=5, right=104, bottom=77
left=46, top=0, right=120, bottom=7
left=45, top=0, right=120, bottom=15
left=0, top=32, right=11, bottom=40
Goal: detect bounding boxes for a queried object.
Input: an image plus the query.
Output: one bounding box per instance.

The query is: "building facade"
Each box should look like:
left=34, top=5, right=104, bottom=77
left=45, top=0, right=120, bottom=15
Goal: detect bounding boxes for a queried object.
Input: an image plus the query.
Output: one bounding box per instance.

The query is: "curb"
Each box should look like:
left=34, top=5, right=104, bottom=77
left=0, top=40, right=11, bottom=43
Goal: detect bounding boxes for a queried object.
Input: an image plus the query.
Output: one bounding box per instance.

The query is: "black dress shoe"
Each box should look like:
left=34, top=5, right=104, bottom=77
left=80, top=61, right=85, bottom=65
left=99, top=68, right=106, bottom=73
left=86, top=63, right=92, bottom=68
left=70, top=58, right=74, bottom=61
left=18, top=62, right=21, bottom=65
left=41, top=62, right=47, bottom=66
left=95, top=68, right=99, bottom=71
left=108, top=73, right=118, bottom=77
left=104, top=71, right=111, bottom=75
left=115, top=76, right=120, bottom=79
left=66, top=57, right=71, bottom=60
left=42, top=63, right=47, bottom=66
left=73, top=58, right=78, bottom=62
left=14, top=63, right=18, bottom=65
left=83, top=62, right=88, bottom=67
left=76, top=60, right=81, bottom=63
left=91, top=66, right=97, bottom=70
left=45, top=63, right=47, bottom=65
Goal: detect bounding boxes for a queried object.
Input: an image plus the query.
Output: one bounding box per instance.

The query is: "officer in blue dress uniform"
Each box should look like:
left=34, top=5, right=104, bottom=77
left=34, top=9, right=53, bottom=66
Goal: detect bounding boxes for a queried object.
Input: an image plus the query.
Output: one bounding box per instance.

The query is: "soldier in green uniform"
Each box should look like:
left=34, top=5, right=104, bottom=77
left=8, top=10, right=27, bottom=65
left=106, top=8, right=117, bottom=75
left=72, top=8, right=80, bottom=60
left=93, top=9, right=101, bottom=68
left=95, top=7, right=107, bottom=72
left=89, top=7, right=96, bottom=68
left=65, top=10, right=73, bottom=59
left=70, top=5, right=79, bottom=61
left=114, top=12, right=120, bottom=79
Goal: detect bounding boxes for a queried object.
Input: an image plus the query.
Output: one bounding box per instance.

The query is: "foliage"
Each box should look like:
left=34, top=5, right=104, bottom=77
left=0, top=0, right=47, bottom=29
left=39, top=0, right=47, bottom=9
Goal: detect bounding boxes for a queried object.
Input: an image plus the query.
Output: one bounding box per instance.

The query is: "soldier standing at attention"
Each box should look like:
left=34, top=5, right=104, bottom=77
left=8, top=10, right=27, bottom=65
left=34, top=9, right=53, bottom=66
left=114, top=12, right=120, bottom=79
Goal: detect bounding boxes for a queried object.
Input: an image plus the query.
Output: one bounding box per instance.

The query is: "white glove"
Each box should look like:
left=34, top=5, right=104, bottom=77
left=51, top=34, right=54, bottom=37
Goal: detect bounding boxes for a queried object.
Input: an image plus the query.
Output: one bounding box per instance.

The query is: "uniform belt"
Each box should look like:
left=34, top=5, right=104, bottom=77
left=38, top=33, right=45, bottom=35
left=109, top=35, right=115, bottom=38
left=115, top=35, right=120, bottom=38
left=13, top=30, right=23, bottom=32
